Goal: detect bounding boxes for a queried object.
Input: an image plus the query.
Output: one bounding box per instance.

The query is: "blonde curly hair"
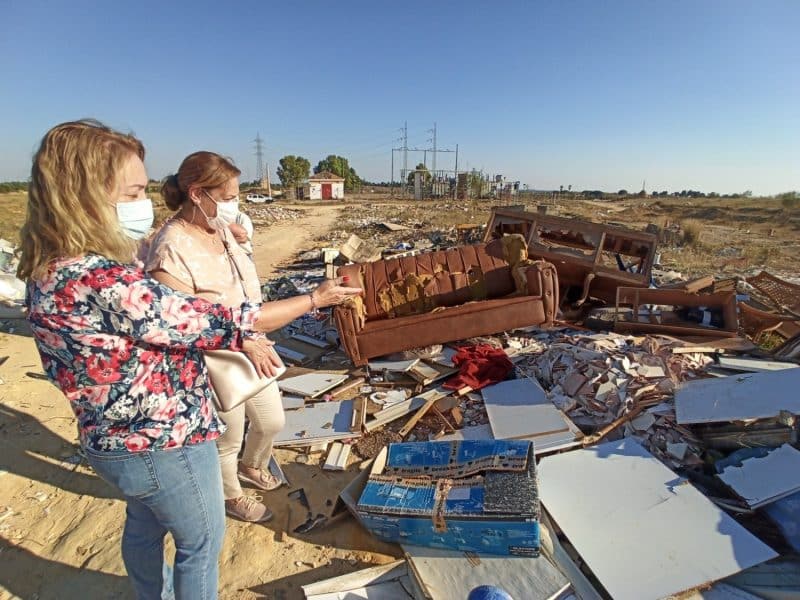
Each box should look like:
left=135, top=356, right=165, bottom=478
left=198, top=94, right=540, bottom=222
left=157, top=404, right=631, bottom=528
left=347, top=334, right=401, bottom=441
left=17, top=119, right=144, bottom=280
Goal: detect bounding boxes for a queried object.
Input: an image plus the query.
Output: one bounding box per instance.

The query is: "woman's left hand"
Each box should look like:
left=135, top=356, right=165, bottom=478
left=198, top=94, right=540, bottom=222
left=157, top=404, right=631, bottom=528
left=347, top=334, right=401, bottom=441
left=242, top=338, right=283, bottom=378
left=228, top=223, right=249, bottom=244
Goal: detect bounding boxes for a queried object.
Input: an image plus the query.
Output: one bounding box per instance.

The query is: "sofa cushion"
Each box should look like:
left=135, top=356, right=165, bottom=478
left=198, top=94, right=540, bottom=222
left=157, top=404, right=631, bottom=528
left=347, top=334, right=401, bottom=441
left=358, top=239, right=517, bottom=320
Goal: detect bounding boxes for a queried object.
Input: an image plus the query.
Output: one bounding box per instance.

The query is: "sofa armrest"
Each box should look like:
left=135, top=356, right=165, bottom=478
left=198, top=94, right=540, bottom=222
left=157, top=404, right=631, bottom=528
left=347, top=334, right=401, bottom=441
left=525, top=261, right=559, bottom=325
left=333, top=303, right=366, bottom=366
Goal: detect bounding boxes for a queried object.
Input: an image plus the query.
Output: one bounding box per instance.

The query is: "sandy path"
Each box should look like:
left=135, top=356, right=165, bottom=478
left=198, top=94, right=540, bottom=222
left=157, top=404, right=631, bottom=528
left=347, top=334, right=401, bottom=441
left=250, top=203, right=343, bottom=279
left=0, top=203, right=399, bottom=600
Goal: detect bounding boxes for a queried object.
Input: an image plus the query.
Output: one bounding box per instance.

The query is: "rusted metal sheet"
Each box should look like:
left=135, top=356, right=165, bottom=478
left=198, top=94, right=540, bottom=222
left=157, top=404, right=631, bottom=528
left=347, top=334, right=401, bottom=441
left=483, top=208, right=657, bottom=305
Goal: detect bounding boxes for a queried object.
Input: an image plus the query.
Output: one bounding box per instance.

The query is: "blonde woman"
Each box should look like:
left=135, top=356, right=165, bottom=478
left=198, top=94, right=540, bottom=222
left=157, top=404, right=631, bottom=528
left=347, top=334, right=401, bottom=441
left=145, top=153, right=285, bottom=523
left=19, top=120, right=360, bottom=599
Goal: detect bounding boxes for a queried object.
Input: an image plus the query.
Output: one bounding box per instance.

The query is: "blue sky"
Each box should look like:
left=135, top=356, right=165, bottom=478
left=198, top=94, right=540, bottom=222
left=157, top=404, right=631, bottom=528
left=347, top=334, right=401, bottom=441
left=1, top=1, right=797, bottom=195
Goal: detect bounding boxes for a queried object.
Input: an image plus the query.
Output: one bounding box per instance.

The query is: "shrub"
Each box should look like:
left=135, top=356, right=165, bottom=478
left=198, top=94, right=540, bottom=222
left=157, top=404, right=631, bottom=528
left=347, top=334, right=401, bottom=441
left=680, top=219, right=702, bottom=246
left=778, top=191, right=799, bottom=209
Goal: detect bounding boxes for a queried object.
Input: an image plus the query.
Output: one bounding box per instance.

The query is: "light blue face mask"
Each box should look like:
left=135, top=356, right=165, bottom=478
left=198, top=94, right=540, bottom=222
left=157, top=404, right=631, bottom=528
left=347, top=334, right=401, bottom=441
left=116, top=198, right=154, bottom=240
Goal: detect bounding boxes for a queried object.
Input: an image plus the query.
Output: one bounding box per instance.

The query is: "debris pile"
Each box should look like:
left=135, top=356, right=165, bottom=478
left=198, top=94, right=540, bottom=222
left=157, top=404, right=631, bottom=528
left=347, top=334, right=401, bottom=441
left=246, top=204, right=302, bottom=225
left=259, top=209, right=800, bottom=600
left=0, top=238, right=25, bottom=330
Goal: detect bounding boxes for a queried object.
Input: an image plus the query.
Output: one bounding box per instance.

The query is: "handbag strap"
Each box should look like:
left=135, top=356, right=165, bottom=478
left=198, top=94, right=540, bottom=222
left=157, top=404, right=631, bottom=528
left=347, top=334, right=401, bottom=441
left=221, top=233, right=250, bottom=301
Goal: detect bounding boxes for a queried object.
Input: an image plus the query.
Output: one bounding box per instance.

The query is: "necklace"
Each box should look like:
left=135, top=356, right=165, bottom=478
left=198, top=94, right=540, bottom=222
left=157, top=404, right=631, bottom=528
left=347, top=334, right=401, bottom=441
left=175, top=213, right=224, bottom=249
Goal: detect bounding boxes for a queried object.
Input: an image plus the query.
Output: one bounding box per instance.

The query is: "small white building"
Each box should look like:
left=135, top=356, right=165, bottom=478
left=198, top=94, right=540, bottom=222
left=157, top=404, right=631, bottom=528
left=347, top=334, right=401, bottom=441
left=297, top=171, right=345, bottom=200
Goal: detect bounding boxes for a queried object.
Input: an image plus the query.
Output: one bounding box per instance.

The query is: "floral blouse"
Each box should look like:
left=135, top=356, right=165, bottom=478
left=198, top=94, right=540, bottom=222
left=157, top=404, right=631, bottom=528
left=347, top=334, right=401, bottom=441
left=26, top=254, right=259, bottom=453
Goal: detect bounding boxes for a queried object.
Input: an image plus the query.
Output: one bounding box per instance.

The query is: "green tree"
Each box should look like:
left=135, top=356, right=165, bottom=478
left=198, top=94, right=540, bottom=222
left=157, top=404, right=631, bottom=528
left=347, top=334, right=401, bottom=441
left=277, top=155, right=310, bottom=197
left=618, top=189, right=628, bottom=196
left=314, top=155, right=361, bottom=192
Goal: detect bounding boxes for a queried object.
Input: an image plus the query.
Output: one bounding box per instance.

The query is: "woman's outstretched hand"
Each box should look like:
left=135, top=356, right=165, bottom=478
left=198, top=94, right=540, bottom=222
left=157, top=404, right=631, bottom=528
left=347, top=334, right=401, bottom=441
left=310, top=276, right=363, bottom=308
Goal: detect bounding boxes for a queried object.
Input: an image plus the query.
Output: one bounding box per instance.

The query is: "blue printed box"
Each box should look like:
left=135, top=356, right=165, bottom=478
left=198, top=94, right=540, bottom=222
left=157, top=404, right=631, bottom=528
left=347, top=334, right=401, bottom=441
left=356, top=440, right=540, bottom=556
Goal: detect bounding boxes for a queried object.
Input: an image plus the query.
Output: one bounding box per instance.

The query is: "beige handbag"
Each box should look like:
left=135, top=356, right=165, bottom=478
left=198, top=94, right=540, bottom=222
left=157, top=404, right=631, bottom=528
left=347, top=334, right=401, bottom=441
left=204, top=236, right=285, bottom=412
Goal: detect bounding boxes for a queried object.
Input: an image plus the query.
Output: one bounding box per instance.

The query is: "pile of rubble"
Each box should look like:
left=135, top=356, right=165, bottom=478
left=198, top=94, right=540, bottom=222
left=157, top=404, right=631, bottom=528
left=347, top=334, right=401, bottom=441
left=246, top=204, right=302, bottom=225
left=255, top=205, right=800, bottom=600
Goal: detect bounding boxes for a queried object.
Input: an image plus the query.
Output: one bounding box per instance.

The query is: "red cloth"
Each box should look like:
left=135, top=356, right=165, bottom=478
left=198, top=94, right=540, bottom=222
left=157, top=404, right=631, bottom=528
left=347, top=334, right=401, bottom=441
left=443, top=344, right=514, bottom=391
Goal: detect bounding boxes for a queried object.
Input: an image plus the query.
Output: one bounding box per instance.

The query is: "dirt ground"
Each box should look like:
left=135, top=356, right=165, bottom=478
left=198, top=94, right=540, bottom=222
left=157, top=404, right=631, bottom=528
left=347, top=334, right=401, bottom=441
left=0, top=202, right=400, bottom=600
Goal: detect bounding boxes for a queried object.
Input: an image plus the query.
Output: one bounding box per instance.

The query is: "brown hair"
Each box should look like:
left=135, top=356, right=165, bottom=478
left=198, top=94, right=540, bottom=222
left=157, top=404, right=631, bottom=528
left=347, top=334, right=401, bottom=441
left=17, top=119, right=144, bottom=281
left=161, top=151, right=241, bottom=211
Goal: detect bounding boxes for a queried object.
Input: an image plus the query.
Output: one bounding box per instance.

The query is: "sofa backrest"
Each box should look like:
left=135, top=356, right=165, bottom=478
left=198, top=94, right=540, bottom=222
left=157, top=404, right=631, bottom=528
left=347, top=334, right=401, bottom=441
left=338, top=239, right=517, bottom=321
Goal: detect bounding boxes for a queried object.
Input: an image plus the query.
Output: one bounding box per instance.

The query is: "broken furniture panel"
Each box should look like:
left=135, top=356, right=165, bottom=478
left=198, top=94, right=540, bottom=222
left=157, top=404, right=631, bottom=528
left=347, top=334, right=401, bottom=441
left=614, top=287, right=739, bottom=338
left=483, top=208, right=657, bottom=305
left=737, top=301, right=800, bottom=341
left=334, top=236, right=558, bottom=366
left=716, top=444, right=800, bottom=509
left=695, top=414, right=798, bottom=450
left=278, top=372, right=349, bottom=398
left=538, top=438, right=777, bottom=600
left=746, top=270, right=800, bottom=318
left=274, top=399, right=360, bottom=447
left=675, top=368, right=800, bottom=425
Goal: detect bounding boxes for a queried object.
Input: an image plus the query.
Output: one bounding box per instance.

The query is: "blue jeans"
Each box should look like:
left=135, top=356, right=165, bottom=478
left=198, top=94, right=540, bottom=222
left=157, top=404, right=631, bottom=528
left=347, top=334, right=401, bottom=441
left=86, top=441, right=226, bottom=600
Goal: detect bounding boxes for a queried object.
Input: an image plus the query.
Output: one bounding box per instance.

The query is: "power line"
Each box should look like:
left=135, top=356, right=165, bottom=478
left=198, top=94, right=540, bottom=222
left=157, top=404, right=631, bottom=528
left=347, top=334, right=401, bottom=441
left=253, top=133, right=264, bottom=182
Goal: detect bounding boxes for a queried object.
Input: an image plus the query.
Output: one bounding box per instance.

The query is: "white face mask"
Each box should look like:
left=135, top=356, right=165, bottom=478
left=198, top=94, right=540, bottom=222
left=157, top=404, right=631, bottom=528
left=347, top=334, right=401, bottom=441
left=201, top=190, right=238, bottom=230
left=215, top=199, right=240, bottom=224
left=116, top=198, right=154, bottom=240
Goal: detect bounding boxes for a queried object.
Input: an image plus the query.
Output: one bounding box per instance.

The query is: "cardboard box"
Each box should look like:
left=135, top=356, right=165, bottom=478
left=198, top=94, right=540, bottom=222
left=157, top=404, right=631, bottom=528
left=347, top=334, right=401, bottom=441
left=356, top=440, right=540, bottom=556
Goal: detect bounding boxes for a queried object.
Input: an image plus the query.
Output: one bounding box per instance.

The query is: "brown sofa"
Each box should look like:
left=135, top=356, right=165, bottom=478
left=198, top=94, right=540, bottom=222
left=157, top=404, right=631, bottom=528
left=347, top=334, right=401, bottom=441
left=333, top=236, right=559, bottom=366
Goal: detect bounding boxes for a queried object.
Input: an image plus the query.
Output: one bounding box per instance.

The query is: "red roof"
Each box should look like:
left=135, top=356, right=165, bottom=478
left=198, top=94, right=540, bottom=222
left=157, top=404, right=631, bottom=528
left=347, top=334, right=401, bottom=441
left=309, top=171, right=345, bottom=181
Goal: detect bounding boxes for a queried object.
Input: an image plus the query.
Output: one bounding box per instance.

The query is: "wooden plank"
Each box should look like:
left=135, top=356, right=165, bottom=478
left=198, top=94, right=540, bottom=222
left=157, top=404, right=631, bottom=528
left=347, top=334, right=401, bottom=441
left=368, top=358, right=420, bottom=372
left=398, top=396, right=439, bottom=438
left=351, top=396, right=367, bottom=432
left=302, top=560, right=408, bottom=595
left=290, top=333, right=330, bottom=348
left=364, top=388, right=450, bottom=433
left=538, top=438, right=777, bottom=600
left=717, top=356, right=798, bottom=373
left=330, top=377, right=366, bottom=401
left=675, top=368, right=800, bottom=424
left=323, top=442, right=352, bottom=471
left=274, top=344, right=308, bottom=363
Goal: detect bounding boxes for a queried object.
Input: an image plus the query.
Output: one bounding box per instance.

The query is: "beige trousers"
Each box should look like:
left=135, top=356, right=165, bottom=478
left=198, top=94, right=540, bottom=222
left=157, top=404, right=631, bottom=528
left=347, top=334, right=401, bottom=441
left=215, top=381, right=285, bottom=499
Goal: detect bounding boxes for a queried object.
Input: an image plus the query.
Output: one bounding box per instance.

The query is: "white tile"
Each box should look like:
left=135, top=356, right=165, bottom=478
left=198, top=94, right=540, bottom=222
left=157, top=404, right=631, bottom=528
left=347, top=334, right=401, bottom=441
left=675, top=368, right=800, bottom=424
left=717, top=444, right=800, bottom=509
left=278, top=372, right=348, bottom=398
left=538, top=438, right=777, bottom=600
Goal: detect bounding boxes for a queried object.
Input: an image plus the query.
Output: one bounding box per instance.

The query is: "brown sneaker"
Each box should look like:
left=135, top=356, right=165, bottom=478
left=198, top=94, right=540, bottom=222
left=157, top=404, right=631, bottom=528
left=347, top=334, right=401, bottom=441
left=225, top=495, right=273, bottom=523
left=237, top=464, right=282, bottom=491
